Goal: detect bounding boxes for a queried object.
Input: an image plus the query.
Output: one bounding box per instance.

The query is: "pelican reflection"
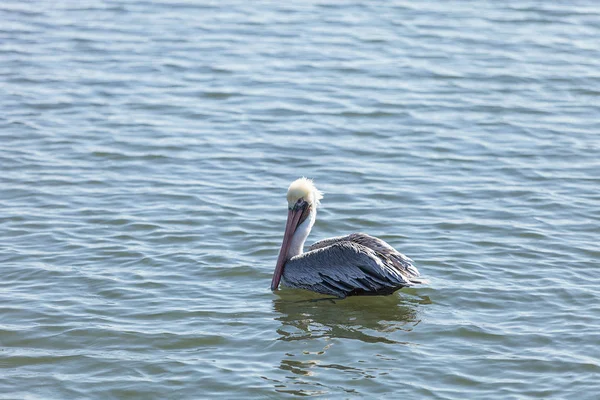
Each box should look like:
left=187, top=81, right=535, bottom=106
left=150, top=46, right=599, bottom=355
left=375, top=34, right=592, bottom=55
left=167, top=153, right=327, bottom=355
left=273, top=289, right=430, bottom=345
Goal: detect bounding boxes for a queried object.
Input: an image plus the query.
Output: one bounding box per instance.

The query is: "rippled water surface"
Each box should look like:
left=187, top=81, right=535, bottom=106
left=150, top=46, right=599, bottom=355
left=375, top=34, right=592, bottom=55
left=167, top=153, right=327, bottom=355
left=2, top=1, right=599, bottom=398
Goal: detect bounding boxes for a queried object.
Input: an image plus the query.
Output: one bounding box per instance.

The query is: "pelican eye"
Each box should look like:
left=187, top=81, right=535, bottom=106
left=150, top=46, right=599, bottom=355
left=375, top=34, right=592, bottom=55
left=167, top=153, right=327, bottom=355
left=293, top=198, right=307, bottom=210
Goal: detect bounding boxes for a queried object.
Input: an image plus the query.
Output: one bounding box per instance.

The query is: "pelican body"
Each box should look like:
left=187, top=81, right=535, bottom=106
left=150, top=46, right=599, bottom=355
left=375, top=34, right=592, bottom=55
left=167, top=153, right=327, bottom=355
left=271, top=178, right=426, bottom=298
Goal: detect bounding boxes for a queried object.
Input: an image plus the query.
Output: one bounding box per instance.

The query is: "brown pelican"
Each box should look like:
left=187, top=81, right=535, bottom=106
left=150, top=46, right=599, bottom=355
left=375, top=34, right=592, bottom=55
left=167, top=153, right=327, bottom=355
left=271, top=178, right=427, bottom=298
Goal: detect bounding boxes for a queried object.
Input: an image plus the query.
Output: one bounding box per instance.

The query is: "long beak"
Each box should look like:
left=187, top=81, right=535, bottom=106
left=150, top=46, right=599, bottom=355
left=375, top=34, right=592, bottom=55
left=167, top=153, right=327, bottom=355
left=271, top=207, right=304, bottom=291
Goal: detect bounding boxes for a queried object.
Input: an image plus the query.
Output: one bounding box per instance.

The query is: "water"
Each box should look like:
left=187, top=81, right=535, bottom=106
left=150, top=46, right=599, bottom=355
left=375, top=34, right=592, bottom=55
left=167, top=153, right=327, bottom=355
left=1, top=0, right=599, bottom=398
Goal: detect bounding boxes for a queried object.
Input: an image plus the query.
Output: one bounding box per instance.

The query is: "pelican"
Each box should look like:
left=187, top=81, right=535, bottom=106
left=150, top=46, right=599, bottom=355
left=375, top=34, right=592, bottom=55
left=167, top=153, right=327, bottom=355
left=271, top=178, right=427, bottom=298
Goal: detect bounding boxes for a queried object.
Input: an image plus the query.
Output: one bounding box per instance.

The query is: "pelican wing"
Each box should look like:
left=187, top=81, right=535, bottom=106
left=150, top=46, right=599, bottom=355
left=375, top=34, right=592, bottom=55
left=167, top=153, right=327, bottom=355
left=309, top=233, right=421, bottom=279
left=282, top=241, right=415, bottom=298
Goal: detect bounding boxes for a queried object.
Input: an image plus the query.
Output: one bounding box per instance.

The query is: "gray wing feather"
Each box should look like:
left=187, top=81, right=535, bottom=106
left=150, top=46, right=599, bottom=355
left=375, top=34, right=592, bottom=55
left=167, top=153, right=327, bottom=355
left=309, top=233, right=422, bottom=280
left=282, top=241, right=414, bottom=298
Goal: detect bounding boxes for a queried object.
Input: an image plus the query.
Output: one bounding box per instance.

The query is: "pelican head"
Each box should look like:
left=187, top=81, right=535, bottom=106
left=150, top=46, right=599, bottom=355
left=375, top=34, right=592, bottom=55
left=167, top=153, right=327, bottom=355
left=286, top=177, right=323, bottom=209
left=271, top=178, right=323, bottom=291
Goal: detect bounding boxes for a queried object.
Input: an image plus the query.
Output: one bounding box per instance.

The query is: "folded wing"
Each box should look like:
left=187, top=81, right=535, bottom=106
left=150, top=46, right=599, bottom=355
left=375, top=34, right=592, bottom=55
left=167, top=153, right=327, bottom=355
left=310, top=233, right=422, bottom=280
left=282, top=240, right=418, bottom=298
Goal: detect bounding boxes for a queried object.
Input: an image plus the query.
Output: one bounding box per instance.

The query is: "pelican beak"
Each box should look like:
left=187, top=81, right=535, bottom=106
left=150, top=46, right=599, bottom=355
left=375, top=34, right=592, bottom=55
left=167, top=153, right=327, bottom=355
left=271, top=203, right=306, bottom=291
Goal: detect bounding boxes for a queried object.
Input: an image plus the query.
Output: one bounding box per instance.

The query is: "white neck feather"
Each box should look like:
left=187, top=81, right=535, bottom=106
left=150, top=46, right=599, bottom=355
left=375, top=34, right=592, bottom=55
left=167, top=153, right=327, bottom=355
left=287, top=208, right=316, bottom=258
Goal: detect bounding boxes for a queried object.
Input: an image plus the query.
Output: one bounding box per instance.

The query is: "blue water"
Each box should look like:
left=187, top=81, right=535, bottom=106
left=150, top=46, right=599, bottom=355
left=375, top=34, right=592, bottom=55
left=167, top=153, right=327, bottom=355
left=1, top=1, right=599, bottom=398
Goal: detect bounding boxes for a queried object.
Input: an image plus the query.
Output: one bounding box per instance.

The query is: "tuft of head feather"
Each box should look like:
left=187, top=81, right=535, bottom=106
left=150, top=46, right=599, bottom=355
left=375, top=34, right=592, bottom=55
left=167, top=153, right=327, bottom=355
left=286, top=177, right=323, bottom=209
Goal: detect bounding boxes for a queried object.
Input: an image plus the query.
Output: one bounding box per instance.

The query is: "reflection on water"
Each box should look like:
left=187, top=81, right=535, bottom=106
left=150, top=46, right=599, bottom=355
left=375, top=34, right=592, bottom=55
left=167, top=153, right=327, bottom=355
left=269, top=289, right=431, bottom=395
left=274, top=289, right=429, bottom=345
